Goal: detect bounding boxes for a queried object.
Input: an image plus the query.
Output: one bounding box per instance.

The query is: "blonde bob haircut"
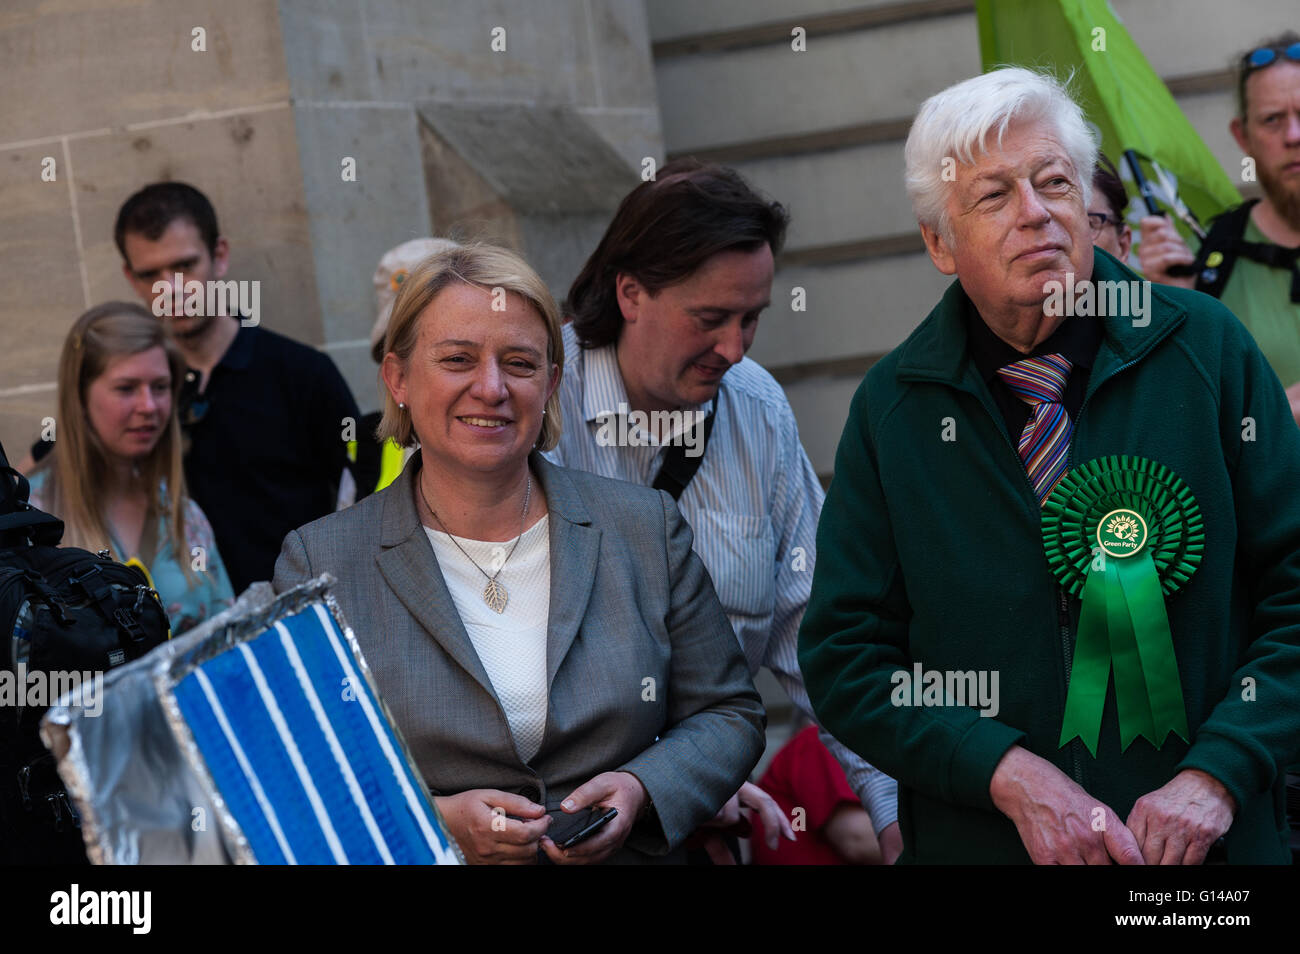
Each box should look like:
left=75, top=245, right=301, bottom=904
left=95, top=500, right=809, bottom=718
left=375, top=243, right=564, bottom=452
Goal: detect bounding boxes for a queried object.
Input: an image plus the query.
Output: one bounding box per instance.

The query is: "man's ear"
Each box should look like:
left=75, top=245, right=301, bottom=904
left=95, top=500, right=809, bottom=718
left=919, top=222, right=957, bottom=275
left=211, top=236, right=230, bottom=280
left=1229, top=115, right=1250, bottom=157
left=614, top=272, right=645, bottom=323
left=1117, top=224, right=1133, bottom=263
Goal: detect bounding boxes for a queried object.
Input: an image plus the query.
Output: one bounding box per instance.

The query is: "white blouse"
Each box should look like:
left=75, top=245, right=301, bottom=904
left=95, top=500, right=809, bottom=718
left=424, top=515, right=551, bottom=762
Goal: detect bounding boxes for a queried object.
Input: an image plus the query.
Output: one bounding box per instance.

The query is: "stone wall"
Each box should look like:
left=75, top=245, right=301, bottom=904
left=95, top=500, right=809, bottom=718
left=0, top=0, right=663, bottom=454
left=0, top=0, right=312, bottom=458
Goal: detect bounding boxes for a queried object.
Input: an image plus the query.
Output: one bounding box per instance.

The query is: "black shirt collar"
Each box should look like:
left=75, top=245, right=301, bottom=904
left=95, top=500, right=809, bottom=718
left=966, top=301, right=1102, bottom=383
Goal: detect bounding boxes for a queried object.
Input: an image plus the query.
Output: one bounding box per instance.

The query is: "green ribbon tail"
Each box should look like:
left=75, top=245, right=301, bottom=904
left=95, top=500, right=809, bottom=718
left=1042, top=456, right=1202, bottom=756
left=1106, top=560, right=1156, bottom=750
left=1116, top=551, right=1190, bottom=748
left=1059, top=567, right=1111, bottom=757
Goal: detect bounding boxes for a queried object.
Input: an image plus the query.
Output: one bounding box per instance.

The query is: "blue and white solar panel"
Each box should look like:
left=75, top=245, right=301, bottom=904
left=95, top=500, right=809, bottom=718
left=165, top=597, right=460, bottom=865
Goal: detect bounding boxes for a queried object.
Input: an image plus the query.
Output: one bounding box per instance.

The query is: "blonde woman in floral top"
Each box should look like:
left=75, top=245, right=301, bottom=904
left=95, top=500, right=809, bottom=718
left=26, top=303, right=234, bottom=635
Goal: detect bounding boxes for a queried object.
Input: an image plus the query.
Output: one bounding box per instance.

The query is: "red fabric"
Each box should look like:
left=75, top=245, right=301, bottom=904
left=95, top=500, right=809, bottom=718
left=750, top=725, right=862, bottom=865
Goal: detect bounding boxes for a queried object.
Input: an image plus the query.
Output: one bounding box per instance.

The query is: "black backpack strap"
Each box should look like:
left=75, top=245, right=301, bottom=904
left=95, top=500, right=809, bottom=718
left=0, top=439, right=63, bottom=546
left=66, top=563, right=151, bottom=650
left=652, top=396, right=719, bottom=502
left=1232, top=239, right=1300, bottom=304
left=1193, top=200, right=1258, bottom=299
left=1189, top=198, right=1300, bottom=303
left=0, top=437, right=28, bottom=514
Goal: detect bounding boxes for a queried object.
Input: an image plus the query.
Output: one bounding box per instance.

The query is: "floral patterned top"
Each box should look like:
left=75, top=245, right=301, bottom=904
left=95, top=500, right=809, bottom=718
left=27, top=472, right=236, bottom=636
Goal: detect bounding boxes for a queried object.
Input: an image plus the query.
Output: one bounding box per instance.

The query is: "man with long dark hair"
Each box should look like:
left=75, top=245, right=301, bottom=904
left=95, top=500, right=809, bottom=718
left=549, top=159, right=901, bottom=864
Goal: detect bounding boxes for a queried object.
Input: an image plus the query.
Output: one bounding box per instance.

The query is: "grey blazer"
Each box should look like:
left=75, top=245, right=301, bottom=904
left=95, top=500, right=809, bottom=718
left=272, top=450, right=765, bottom=861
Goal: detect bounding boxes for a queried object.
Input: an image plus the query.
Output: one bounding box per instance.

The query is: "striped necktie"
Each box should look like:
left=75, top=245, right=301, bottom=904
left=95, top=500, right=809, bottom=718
left=996, top=353, right=1074, bottom=504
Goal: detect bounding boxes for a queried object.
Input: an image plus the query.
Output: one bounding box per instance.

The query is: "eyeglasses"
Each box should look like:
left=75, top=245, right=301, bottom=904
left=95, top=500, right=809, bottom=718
left=1087, top=212, right=1123, bottom=236
left=1243, top=41, right=1300, bottom=71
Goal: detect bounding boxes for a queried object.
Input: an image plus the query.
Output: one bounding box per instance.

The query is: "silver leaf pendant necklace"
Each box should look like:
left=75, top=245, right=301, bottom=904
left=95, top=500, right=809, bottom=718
left=421, top=473, right=532, bottom=614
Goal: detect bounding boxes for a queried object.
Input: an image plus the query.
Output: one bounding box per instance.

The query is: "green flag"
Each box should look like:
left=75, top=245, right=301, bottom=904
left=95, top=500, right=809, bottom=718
left=976, top=0, right=1240, bottom=227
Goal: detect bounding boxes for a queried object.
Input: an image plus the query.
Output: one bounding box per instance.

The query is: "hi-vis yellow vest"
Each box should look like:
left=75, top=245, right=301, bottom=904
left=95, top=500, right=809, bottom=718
left=375, top=439, right=404, bottom=492
left=346, top=437, right=405, bottom=494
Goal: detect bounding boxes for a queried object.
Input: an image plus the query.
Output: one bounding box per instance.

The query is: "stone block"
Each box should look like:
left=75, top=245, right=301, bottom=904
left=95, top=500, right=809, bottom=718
left=0, top=0, right=289, bottom=144
left=324, top=340, right=384, bottom=417
left=648, top=0, right=902, bottom=42
left=418, top=118, right=523, bottom=249
left=291, top=103, right=431, bottom=345
left=362, top=0, right=597, bottom=106
left=417, top=102, right=638, bottom=213
left=735, top=140, right=914, bottom=249
left=0, top=146, right=85, bottom=454
left=750, top=252, right=952, bottom=370
left=518, top=212, right=618, bottom=302
left=655, top=14, right=980, bottom=151
left=0, top=392, right=56, bottom=471
left=1112, top=0, right=1299, bottom=79
left=576, top=107, right=665, bottom=176
left=587, top=0, right=658, bottom=108
left=278, top=0, right=375, bottom=102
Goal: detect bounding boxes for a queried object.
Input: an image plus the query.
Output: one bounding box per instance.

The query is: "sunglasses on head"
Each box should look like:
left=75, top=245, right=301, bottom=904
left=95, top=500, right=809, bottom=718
left=1244, top=41, right=1300, bottom=70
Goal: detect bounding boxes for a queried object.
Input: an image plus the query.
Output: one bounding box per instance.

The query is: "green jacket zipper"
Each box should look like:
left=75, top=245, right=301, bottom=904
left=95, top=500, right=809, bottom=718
left=955, top=379, right=1090, bottom=783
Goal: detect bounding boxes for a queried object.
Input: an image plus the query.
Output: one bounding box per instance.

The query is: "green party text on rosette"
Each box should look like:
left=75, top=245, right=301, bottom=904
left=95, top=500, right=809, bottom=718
left=1041, top=456, right=1204, bottom=756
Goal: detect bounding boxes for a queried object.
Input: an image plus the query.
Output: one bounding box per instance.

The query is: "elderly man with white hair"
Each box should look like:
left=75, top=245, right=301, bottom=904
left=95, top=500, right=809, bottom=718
left=798, top=67, right=1300, bottom=864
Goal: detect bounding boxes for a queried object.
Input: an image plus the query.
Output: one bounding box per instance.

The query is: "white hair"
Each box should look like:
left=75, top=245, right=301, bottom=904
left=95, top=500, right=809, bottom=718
left=904, top=67, right=1099, bottom=242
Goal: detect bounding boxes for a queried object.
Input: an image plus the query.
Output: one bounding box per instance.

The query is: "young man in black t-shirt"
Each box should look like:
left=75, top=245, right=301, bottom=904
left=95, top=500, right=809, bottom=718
left=31, top=182, right=358, bottom=593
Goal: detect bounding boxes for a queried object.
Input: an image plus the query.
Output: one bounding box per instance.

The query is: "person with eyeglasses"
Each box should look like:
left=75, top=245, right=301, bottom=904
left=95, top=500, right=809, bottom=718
left=1139, top=31, right=1300, bottom=426
left=1089, top=155, right=1133, bottom=263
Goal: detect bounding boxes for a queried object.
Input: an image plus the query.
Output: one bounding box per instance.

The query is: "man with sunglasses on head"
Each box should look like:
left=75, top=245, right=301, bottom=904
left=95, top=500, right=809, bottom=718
left=1142, top=34, right=1300, bottom=861
left=25, top=182, right=360, bottom=594
left=1140, top=32, right=1300, bottom=425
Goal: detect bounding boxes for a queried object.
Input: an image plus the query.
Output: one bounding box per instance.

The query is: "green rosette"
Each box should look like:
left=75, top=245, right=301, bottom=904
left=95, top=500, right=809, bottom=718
left=1041, top=455, right=1203, bottom=756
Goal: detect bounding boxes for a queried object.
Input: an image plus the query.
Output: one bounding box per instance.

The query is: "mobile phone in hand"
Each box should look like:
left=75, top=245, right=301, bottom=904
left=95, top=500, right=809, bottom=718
left=548, top=806, right=618, bottom=850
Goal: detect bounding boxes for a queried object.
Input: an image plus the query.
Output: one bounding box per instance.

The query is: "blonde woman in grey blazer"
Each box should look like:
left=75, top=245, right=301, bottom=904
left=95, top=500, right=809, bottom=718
left=273, top=245, right=764, bottom=864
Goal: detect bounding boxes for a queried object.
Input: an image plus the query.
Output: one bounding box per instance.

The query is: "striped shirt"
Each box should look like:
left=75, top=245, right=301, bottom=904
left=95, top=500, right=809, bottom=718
left=546, top=323, right=898, bottom=832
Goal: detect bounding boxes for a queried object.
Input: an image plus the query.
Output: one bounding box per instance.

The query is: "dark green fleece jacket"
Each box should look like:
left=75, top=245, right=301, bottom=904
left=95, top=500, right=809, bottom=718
left=799, top=249, right=1300, bottom=864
